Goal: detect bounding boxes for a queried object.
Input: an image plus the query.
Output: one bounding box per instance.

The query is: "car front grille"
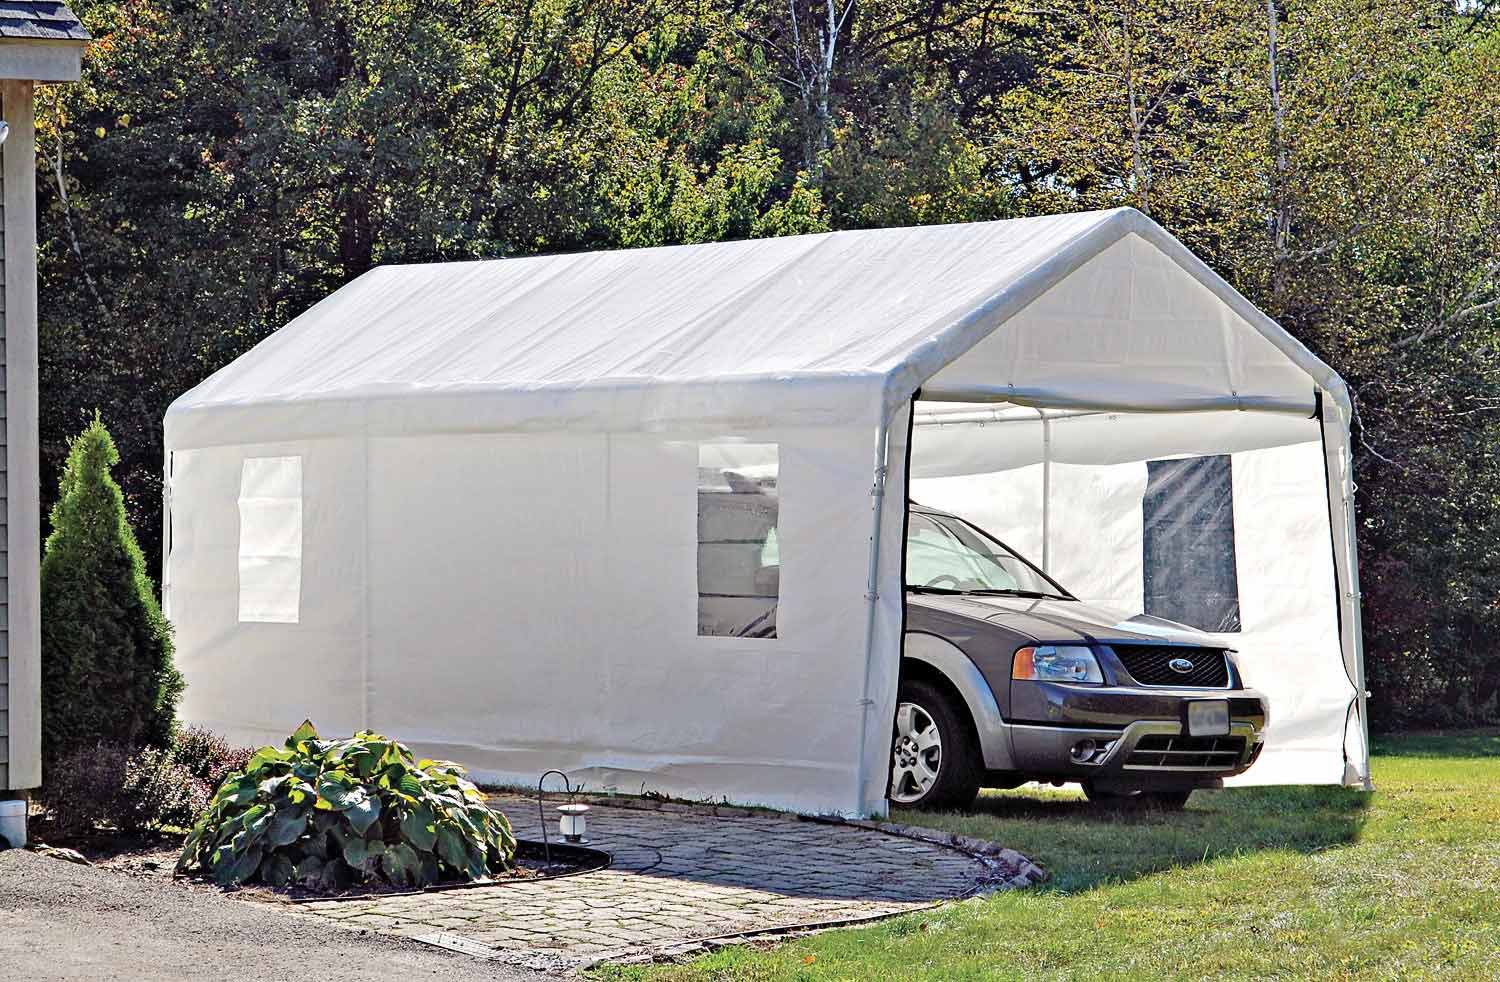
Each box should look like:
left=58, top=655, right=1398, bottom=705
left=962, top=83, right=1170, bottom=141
left=1124, top=734, right=1247, bottom=770
left=1111, top=644, right=1229, bottom=687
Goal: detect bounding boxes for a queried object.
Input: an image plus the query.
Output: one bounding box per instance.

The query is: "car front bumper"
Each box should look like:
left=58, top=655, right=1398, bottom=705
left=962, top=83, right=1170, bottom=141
left=1005, top=681, right=1269, bottom=788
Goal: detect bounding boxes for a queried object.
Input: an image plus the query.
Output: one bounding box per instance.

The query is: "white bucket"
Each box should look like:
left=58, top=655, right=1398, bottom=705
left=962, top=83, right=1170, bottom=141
left=0, top=798, right=26, bottom=848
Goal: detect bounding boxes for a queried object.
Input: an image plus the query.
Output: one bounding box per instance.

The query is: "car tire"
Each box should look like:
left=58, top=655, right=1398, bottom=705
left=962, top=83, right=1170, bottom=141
left=889, top=678, right=981, bottom=811
left=1082, top=784, right=1193, bottom=811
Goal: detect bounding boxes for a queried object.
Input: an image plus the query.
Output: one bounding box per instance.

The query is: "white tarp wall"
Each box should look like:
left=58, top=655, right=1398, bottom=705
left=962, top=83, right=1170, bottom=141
left=165, top=206, right=1367, bottom=818
left=908, top=406, right=1365, bottom=784
left=167, top=416, right=907, bottom=816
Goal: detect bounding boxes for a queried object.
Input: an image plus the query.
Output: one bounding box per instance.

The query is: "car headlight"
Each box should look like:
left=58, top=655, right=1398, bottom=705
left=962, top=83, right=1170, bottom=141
left=1012, top=645, right=1104, bottom=684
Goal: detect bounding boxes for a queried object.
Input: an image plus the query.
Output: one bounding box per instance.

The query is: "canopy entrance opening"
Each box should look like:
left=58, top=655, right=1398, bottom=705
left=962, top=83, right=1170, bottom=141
left=906, top=402, right=1360, bottom=788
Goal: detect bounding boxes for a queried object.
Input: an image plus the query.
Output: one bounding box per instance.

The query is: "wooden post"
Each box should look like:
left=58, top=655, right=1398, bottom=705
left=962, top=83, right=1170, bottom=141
left=4, top=79, right=39, bottom=791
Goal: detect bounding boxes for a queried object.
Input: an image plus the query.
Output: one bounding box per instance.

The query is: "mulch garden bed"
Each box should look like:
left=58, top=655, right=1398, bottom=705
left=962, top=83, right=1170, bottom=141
left=25, top=823, right=608, bottom=903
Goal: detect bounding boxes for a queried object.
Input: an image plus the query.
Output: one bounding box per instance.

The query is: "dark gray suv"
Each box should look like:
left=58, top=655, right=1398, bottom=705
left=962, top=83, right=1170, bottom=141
left=894, top=504, right=1268, bottom=810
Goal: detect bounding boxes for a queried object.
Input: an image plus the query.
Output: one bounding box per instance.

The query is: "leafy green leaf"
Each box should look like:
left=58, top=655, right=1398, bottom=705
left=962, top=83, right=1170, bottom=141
left=293, top=855, right=325, bottom=885
left=258, top=774, right=293, bottom=798
left=286, top=719, right=319, bottom=750
left=316, top=777, right=362, bottom=812
left=216, top=844, right=264, bottom=886
left=261, top=853, right=296, bottom=888
left=318, top=858, right=353, bottom=892
left=241, top=803, right=272, bottom=838
left=219, top=778, right=259, bottom=806
left=246, top=746, right=293, bottom=772
left=266, top=806, right=310, bottom=847
left=400, top=804, right=438, bottom=851
left=436, top=824, right=483, bottom=877
left=346, top=794, right=381, bottom=835
left=381, top=842, right=422, bottom=887
left=342, top=836, right=370, bottom=869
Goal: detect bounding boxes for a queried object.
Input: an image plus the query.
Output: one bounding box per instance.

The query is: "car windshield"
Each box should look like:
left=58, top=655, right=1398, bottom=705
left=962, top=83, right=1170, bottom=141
left=905, top=511, right=1072, bottom=600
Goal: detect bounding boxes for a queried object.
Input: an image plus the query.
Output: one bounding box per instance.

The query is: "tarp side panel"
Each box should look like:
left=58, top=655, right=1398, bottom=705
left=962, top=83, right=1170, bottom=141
left=364, top=431, right=613, bottom=778
left=920, top=234, right=1313, bottom=413
left=1047, top=462, right=1149, bottom=614
left=1223, top=441, right=1350, bottom=784
left=362, top=426, right=879, bottom=815
left=1320, top=399, right=1371, bottom=785
left=861, top=402, right=914, bottom=816
left=171, top=439, right=366, bottom=748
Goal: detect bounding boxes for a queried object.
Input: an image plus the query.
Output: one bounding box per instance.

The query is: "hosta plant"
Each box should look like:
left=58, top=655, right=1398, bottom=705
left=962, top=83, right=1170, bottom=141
left=177, top=720, right=514, bottom=890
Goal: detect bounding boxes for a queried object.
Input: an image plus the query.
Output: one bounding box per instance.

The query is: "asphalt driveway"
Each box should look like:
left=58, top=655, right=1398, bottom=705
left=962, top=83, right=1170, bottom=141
left=0, top=849, right=551, bottom=981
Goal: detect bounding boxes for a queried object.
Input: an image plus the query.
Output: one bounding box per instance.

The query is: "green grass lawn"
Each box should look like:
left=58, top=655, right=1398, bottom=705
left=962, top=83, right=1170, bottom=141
left=593, top=730, right=1500, bottom=980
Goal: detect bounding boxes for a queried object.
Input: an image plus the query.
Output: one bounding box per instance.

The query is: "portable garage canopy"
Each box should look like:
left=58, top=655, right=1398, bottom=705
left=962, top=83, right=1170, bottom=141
left=164, top=207, right=1368, bottom=817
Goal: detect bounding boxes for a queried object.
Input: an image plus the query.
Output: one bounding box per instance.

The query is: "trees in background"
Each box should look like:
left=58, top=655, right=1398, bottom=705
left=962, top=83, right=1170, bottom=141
left=34, top=0, right=1500, bottom=729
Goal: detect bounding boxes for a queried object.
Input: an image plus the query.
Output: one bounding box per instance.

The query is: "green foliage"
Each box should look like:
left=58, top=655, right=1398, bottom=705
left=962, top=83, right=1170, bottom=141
left=122, top=746, right=214, bottom=831
left=40, top=742, right=208, bottom=836
left=40, top=415, right=181, bottom=769
left=37, top=742, right=128, bottom=836
left=177, top=721, right=516, bottom=890
left=171, top=725, right=257, bottom=794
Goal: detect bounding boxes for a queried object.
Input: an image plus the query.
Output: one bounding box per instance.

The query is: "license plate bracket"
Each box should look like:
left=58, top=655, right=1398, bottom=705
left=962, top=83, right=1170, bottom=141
left=1186, top=699, right=1230, bottom=737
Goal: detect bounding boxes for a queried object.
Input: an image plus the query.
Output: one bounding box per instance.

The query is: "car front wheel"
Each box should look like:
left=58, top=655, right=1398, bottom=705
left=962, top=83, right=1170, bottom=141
left=889, top=679, right=981, bottom=810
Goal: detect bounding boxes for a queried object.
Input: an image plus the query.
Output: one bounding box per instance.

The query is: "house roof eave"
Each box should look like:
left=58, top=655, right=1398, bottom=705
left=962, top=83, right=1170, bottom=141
left=0, top=35, right=83, bottom=82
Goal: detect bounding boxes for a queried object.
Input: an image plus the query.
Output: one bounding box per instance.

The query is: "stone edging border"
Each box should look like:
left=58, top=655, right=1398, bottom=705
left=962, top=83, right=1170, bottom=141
left=801, top=814, right=1049, bottom=892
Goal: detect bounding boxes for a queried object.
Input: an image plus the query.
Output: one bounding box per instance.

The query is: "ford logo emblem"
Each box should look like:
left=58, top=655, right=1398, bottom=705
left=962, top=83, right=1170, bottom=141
left=1169, top=657, right=1195, bottom=674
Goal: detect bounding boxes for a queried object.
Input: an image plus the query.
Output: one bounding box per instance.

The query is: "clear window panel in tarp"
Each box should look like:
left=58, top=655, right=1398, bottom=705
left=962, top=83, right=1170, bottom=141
left=1143, top=455, right=1242, bottom=633
left=237, top=455, right=303, bottom=624
left=697, top=443, right=780, bottom=638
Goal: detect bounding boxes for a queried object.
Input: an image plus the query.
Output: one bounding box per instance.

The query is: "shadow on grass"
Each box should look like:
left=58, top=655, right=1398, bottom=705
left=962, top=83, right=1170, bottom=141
left=905, top=782, right=1371, bottom=893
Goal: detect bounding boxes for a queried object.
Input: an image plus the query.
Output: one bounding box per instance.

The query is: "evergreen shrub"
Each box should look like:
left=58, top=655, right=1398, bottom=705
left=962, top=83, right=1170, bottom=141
left=40, top=415, right=181, bottom=769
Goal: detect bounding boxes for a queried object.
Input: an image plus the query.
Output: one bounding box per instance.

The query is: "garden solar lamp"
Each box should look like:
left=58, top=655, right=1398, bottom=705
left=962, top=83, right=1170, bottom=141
left=558, top=801, right=590, bottom=843
left=537, top=769, right=591, bottom=861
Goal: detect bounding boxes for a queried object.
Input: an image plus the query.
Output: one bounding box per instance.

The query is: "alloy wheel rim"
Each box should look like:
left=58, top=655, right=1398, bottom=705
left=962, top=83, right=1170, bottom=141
left=890, top=701, right=943, bottom=803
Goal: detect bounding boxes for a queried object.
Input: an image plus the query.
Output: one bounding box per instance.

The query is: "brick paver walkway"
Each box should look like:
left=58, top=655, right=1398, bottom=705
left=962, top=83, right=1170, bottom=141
left=297, top=794, right=1032, bottom=970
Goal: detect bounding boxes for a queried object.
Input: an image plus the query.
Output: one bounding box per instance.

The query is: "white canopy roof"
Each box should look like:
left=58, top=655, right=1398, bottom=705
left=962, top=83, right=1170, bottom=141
left=167, top=208, right=1349, bottom=447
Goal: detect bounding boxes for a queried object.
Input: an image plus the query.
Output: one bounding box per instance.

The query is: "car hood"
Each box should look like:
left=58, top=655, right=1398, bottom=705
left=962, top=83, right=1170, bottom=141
left=908, top=593, right=1222, bottom=647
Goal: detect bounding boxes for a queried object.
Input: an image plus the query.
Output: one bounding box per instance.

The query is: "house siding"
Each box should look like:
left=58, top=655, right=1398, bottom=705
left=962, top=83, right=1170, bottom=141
left=2, top=78, right=36, bottom=793
left=0, top=157, right=7, bottom=790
